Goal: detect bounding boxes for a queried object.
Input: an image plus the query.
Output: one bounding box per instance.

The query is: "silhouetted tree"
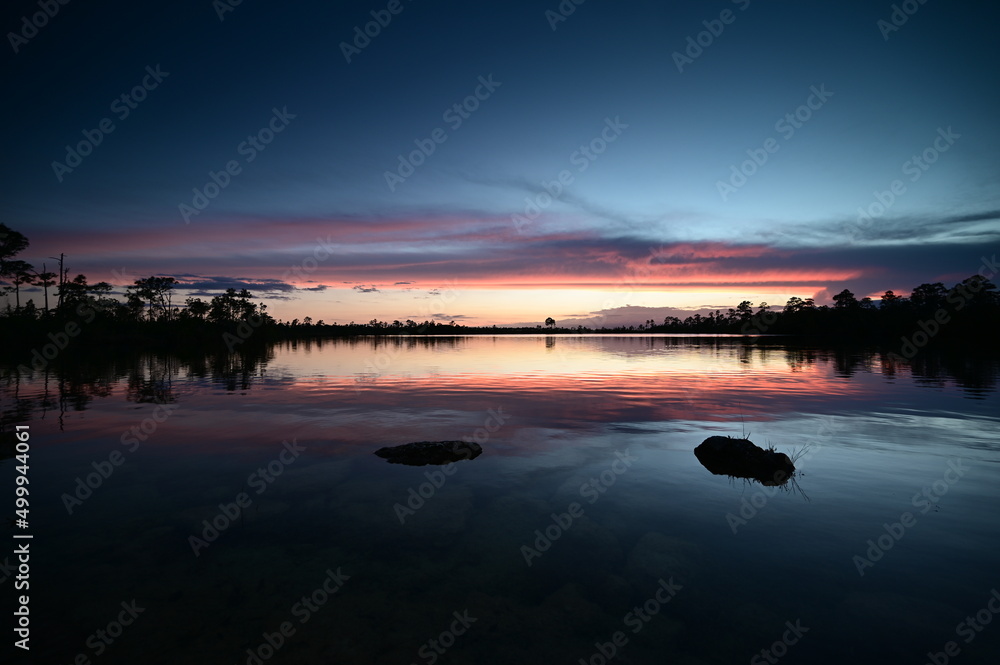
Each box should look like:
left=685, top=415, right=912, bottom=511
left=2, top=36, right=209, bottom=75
left=33, top=265, right=58, bottom=314
left=128, top=276, right=178, bottom=321
left=909, top=282, right=947, bottom=314
left=209, top=288, right=257, bottom=323
left=880, top=290, right=902, bottom=309
left=784, top=297, right=804, bottom=313
left=5, top=260, right=34, bottom=310
left=57, top=274, right=95, bottom=312
left=734, top=301, right=753, bottom=324
left=0, top=224, right=29, bottom=278
left=183, top=297, right=210, bottom=320
left=832, top=289, right=858, bottom=309
left=953, top=276, right=998, bottom=311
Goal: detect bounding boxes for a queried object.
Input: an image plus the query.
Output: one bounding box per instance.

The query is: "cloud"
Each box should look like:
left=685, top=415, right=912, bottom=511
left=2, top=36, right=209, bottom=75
left=846, top=209, right=1000, bottom=244
left=757, top=208, right=1000, bottom=248
left=462, top=173, right=685, bottom=230
left=162, top=274, right=328, bottom=300
left=407, top=312, right=473, bottom=321
left=174, top=275, right=297, bottom=296
left=16, top=207, right=996, bottom=310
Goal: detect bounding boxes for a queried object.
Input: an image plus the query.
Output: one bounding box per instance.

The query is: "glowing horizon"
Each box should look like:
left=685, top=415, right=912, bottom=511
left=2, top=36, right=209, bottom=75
left=3, top=0, right=997, bottom=326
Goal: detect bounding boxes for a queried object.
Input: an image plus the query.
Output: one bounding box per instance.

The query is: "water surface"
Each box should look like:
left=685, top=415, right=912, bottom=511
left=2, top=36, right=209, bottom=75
left=3, top=336, right=999, bottom=664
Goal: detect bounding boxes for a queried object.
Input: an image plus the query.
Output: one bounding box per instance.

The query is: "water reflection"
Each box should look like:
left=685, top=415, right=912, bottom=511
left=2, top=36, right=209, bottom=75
left=1, top=344, right=273, bottom=430
left=3, top=337, right=997, bottom=435
left=373, top=440, right=483, bottom=465
left=1, top=336, right=998, bottom=664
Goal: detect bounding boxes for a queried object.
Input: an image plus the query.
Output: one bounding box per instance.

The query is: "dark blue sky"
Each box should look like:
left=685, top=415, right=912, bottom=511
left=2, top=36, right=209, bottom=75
left=3, top=0, right=998, bottom=323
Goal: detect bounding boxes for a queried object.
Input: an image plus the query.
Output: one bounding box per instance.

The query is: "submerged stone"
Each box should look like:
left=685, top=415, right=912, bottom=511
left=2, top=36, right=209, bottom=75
left=694, top=436, right=795, bottom=486
left=374, top=440, right=482, bottom=466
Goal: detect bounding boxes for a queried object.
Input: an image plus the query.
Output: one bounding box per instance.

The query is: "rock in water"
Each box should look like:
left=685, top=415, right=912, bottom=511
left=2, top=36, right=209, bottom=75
left=373, top=440, right=483, bottom=466
left=693, top=436, right=794, bottom=485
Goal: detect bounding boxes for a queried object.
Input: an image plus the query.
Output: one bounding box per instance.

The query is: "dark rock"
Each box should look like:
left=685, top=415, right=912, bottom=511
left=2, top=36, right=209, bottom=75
left=693, top=436, right=794, bottom=485
left=374, top=440, right=482, bottom=466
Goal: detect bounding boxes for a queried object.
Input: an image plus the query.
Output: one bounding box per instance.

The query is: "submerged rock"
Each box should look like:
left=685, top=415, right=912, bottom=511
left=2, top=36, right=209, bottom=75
left=374, top=440, right=482, bottom=466
left=694, top=436, right=794, bottom=486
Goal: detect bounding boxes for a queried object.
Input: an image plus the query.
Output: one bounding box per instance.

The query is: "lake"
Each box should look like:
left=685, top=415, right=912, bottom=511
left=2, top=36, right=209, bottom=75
left=3, top=335, right=999, bottom=664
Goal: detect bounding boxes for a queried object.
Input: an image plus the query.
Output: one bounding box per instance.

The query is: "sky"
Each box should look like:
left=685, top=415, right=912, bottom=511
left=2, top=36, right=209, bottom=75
left=2, top=0, right=999, bottom=326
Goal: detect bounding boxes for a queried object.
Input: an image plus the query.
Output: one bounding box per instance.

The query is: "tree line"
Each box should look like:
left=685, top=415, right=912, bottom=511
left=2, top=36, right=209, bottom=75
left=1, top=224, right=270, bottom=326
left=647, top=275, right=998, bottom=340
left=3, top=223, right=998, bottom=348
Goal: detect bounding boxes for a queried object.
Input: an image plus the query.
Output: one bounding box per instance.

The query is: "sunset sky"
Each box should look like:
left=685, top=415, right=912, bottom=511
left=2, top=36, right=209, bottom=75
left=3, top=0, right=998, bottom=326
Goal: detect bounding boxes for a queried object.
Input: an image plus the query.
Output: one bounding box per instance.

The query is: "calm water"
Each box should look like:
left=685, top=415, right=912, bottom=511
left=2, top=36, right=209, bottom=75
left=3, top=335, right=999, bottom=664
